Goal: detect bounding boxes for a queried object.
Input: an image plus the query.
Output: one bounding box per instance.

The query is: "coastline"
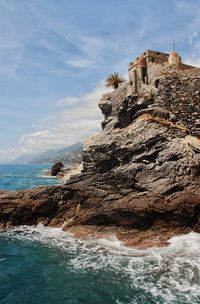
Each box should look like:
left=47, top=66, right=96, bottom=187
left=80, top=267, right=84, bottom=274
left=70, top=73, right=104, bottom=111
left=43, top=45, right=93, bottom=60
left=0, top=217, right=194, bottom=250
left=2, top=69, right=200, bottom=252
left=66, top=225, right=193, bottom=249
left=0, top=162, right=198, bottom=250
left=62, top=163, right=83, bottom=182
left=0, top=219, right=194, bottom=250
left=43, top=163, right=83, bottom=181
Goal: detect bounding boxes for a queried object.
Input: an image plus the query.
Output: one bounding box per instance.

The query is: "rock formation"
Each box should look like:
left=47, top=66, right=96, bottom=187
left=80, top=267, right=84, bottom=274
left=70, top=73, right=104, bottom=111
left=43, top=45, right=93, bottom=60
left=1, top=50, right=200, bottom=248
left=51, top=162, right=64, bottom=176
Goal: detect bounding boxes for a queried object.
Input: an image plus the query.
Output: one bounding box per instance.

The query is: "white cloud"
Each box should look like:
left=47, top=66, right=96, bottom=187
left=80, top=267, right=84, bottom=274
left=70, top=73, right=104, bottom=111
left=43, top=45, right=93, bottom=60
left=65, top=57, right=94, bottom=68
left=59, top=96, right=80, bottom=107
left=188, top=32, right=198, bottom=45
left=3, top=81, right=109, bottom=162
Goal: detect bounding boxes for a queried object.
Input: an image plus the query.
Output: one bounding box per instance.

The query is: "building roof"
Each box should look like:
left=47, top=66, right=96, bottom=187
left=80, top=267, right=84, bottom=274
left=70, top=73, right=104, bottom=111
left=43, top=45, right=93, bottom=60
left=136, top=56, right=147, bottom=67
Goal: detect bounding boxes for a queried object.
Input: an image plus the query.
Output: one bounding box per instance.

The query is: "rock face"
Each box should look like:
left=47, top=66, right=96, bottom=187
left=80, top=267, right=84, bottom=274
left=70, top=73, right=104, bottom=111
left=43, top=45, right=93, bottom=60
left=1, top=73, right=200, bottom=246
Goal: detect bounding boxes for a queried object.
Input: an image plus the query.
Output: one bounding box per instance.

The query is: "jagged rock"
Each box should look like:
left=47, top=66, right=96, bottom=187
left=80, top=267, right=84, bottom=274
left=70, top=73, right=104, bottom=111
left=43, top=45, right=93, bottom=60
left=51, top=162, right=64, bottom=176
left=1, top=74, right=200, bottom=247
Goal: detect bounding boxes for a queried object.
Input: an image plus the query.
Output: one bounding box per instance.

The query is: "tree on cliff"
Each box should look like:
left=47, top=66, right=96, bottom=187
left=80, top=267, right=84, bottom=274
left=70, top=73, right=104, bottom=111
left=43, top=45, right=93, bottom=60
left=105, top=72, right=126, bottom=89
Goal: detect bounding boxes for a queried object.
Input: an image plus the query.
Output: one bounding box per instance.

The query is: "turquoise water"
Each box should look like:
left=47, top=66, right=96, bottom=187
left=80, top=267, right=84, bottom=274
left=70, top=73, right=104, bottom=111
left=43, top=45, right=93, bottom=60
left=0, top=165, right=200, bottom=303
left=0, top=226, right=200, bottom=304
left=0, top=164, right=60, bottom=190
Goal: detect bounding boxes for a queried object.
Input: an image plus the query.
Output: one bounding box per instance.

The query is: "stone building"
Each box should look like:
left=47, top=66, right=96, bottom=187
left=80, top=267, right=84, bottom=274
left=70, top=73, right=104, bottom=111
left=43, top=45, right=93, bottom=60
left=127, top=49, right=196, bottom=95
left=100, top=49, right=200, bottom=136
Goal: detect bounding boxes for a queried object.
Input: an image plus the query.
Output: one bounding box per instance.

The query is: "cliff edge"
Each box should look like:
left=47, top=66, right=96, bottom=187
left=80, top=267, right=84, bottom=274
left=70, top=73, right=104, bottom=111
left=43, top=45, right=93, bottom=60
left=1, top=51, right=200, bottom=248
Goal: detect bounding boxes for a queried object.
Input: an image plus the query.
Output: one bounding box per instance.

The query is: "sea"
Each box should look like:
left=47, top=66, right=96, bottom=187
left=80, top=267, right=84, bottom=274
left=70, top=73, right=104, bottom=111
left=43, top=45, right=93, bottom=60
left=0, top=164, right=200, bottom=304
left=0, top=164, right=61, bottom=191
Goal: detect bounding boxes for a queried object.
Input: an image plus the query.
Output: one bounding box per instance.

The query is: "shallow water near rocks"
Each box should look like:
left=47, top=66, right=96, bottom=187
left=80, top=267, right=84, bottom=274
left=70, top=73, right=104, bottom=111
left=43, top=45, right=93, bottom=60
left=0, top=164, right=61, bottom=190
left=0, top=225, right=200, bottom=304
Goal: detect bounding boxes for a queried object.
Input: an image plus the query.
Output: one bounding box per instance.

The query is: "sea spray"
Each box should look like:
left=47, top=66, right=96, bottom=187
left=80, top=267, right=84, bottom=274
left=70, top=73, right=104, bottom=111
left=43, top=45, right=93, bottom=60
left=0, top=225, right=200, bottom=303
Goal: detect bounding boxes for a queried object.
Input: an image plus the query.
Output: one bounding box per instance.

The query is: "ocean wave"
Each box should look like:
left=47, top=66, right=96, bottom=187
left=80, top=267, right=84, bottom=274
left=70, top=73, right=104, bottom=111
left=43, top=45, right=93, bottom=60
left=1, top=225, right=200, bottom=303
left=38, top=174, right=58, bottom=179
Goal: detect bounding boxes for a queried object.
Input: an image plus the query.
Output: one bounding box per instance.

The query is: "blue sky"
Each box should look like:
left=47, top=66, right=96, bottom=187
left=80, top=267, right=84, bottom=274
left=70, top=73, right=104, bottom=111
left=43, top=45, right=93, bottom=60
left=0, top=0, right=200, bottom=162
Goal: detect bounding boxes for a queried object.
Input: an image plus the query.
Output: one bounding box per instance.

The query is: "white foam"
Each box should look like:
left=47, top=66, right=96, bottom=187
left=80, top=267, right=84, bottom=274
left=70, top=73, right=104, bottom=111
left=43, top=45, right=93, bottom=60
left=41, top=169, right=49, bottom=173
left=38, top=174, right=58, bottom=179
left=1, top=225, right=200, bottom=303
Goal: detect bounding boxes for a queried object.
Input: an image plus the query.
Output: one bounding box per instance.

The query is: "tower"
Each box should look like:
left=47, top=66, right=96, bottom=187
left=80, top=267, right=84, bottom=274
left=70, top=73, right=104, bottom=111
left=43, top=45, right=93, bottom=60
left=168, top=52, right=182, bottom=66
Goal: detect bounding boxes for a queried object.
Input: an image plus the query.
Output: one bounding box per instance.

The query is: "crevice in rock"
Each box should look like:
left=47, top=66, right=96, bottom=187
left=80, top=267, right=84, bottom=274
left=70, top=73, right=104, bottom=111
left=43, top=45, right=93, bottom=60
left=162, top=184, right=185, bottom=195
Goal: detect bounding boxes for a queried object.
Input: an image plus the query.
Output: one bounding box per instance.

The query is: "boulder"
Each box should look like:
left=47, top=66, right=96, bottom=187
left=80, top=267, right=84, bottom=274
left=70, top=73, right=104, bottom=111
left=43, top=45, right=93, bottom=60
left=51, top=162, right=64, bottom=176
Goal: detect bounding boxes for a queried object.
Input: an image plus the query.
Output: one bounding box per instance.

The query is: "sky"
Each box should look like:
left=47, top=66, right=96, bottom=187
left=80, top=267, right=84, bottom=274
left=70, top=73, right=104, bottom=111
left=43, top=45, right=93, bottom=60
left=0, top=0, right=200, bottom=163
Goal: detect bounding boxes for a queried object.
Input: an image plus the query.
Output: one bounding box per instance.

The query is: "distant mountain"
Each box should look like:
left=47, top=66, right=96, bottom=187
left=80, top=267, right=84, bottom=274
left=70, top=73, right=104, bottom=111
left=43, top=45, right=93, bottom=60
left=11, top=142, right=83, bottom=165
left=10, top=154, right=36, bottom=164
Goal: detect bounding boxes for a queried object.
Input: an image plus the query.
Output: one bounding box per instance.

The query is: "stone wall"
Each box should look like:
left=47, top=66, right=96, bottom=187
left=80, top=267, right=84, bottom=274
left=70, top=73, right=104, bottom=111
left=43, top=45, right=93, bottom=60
left=127, top=49, right=198, bottom=96
left=155, top=75, right=200, bottom=136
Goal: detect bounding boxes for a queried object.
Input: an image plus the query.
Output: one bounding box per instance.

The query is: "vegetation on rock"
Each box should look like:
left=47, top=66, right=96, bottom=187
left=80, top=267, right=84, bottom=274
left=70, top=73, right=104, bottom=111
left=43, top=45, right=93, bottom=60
left=105, top=72, right=126, bottom=89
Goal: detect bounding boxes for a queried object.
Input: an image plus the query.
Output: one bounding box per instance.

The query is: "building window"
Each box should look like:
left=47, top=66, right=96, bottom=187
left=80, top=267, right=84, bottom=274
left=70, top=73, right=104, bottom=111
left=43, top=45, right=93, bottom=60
left=141, top=67, right=147, bottom=84
left=151, top=58, right=155, bottom=62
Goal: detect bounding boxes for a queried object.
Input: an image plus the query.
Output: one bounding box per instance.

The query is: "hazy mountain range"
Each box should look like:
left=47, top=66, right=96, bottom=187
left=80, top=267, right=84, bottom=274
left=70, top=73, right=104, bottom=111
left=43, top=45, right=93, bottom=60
left=11, top=142, right=83, bottom=165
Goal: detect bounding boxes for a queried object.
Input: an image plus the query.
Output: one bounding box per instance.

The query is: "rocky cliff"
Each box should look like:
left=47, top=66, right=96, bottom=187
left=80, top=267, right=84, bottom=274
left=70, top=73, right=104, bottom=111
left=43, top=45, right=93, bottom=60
left=1, top=73, right=200, bottom=248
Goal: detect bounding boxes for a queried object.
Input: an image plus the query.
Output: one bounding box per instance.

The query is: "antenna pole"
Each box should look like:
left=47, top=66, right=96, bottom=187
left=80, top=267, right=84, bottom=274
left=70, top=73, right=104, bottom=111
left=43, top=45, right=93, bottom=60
left=173, top=34, right=176, bottom=51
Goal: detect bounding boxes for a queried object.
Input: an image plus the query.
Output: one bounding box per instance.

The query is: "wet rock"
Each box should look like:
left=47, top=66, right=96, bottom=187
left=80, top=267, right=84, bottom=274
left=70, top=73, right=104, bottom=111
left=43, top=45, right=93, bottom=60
left=51, top=162, right=64, bottom=176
